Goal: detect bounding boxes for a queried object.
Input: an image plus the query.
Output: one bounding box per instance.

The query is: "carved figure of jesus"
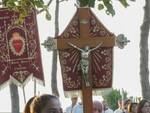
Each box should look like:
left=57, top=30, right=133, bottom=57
left=68, top=42, right=103, bottom=87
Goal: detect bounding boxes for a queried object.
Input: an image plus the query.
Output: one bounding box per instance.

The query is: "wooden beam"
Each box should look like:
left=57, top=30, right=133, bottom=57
left=56, top=36, right=115, bottom=50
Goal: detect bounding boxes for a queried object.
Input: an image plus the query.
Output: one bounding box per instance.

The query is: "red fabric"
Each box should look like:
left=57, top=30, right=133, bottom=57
left=0, top=8, right=44, bottom=86
left=58, top=9, right=113, bottom=91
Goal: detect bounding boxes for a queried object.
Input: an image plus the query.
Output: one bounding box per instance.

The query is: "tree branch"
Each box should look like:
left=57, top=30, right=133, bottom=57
left=37, top=0, right=53, bottom=14
left=59, top=0, right=68, bottom=3
left=0, top=2, right=2, bottom=6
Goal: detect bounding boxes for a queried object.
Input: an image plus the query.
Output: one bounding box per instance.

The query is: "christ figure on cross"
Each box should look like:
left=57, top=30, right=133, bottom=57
left=68, top=42, right=103, bottom=87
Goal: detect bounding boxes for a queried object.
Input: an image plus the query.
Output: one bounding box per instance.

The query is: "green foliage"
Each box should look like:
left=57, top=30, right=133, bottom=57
left=2, top=0, right=133, bottom=23
left=3, top=0, right=51, bottom=24
left=97, top=0, right=130, bottom=16
left=103, top=88, right=128, bottom=110
left=98, top=3, right=104, bottom=10
left=119, top=0, right=129, bottom=7
left=77, top=0, right=131, bottom=16
left=77, top=0, right=96, bottom=7
left=103, top=0, right=115, bottom=16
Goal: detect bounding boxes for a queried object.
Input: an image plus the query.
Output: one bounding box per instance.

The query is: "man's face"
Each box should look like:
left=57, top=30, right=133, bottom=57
left=71, top=97, right=78, bottom=105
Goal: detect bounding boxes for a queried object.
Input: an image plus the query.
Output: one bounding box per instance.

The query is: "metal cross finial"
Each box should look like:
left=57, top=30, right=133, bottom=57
left=41, top=37, right=57, bottom=51
left=116, top=34, right=130, bottom=49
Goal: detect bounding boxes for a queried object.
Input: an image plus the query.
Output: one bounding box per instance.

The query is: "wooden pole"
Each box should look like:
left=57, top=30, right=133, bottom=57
left=79, top=8, right=93, bottom=113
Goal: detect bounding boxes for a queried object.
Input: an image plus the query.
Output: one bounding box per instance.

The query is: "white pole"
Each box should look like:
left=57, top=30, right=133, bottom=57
left=22, top=86, right=26, bottom=104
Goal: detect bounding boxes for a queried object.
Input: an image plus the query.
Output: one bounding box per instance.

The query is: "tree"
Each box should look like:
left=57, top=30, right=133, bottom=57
left=51, top=0, right=59, bottom=96
left=102, top=88, right=127, bottom=110
left=140, top=0, right=150, bottom=100
left=9, top=83, right=20, bottom=113
left=76, top=0, right=130, bottom=16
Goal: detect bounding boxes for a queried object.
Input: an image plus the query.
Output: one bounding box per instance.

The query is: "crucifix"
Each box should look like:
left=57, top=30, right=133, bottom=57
left=68, top=42, right=103, bottom=87
left=43, top=8, right=129, bottom=113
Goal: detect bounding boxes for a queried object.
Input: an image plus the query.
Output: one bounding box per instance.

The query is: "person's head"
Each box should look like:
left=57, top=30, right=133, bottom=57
left=93, top=100, right=103, bottom=113
left=137, top=99, right=150, bottom=113
left=128, top=102, right=137, bottom=113
left=71, top=97, right=78, bottom=106
left=124, top=99, right=131, bottom=110
left=102, top=100, right=108, bottom=110
left=118, top=99, right=123, bottom=109
left=30, top=94, right=62, bottom=113
left=23, top=96, right=36, bottom=113
left=84, top=46, right=90, bottom=52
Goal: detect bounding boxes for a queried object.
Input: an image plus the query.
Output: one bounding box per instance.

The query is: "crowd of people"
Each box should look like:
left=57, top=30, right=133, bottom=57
left=23, top=94, right=150, bottom=113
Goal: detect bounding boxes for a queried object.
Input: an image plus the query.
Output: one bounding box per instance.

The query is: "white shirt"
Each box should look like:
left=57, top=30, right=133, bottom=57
left=104, top=108, right=113, bottom=113
left=66, top=103, right=83, bottom=113
left=114, top=108, right=124, bottom=113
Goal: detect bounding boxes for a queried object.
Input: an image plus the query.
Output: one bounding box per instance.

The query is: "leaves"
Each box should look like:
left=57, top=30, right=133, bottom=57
left=98, top=3, right=104, bottom=10
left=45, top=10, right=51, bottom=20
left=103, top=89, right=128, bottom=110
left=104, top=2, right=115, bottom=16
left=3, top=0, right=51, bottom=24
left=119, top=0, right=129, bottom=8
left=33, top=0, right=44, bottom=8
left=88, top=0, right=96, bottom=7
left=77, top=0, right=96, bottom=7
left=97, top=0, right=131, bottom=16
left=97, top=0, right=115, bottom=16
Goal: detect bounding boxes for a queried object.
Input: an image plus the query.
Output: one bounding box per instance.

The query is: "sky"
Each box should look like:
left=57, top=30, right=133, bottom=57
left=0, top=0, right=149, bottom=112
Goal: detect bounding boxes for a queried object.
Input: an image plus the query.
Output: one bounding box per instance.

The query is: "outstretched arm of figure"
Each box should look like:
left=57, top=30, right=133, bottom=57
left=90, top=42, right=103, bottom=52
left=68, top=42, right=84, bottom=52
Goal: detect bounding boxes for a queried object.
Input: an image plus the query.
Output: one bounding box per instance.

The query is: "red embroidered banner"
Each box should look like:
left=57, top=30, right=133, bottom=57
left=58, top=9, right=114, bottom=96
left=0, top=8, right=44, bottom=87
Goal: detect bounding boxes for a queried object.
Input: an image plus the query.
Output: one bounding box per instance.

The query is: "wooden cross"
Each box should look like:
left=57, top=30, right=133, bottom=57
left=43, top=8, right=115, bottom=113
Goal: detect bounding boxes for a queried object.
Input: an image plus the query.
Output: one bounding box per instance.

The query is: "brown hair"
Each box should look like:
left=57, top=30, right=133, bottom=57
left=23, top=96, right=36, bottom=113
left=137, top=99, right=148, bottom=113
left=128, top=102, right=137, bottom=113
left=30, top=94, right=59, bottom=113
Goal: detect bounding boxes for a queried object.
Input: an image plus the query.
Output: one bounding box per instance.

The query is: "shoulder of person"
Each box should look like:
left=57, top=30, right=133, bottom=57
left=74, top=104, right=83, bottom=113
left=106, top=108, right=113, bottom=112
left=66, top=105, right=72, bottom=110
left=114, top=109, right=121, bottom=113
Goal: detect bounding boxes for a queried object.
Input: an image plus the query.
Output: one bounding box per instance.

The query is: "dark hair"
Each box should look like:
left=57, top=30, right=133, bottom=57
left=137, top=99, right=148, bottom=113
left=23, top=96, right=36, bottom=113
left=128, top=102, right=137, bottom=113
left=124, top=99, right=131, bottom=105
left=30, top=94, right=59, bottom=113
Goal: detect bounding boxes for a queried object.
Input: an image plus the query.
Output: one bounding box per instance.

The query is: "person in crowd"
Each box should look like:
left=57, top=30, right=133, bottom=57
left=66, top=97, right=83, bottom=113
left=102, top=100, right=113, bottom=113
left=93, top=100, right=103, bottom=113
left=30, top=94, right=62, bottom=113
left=137, top=99, right=150, bottom=113
left=128, top=102, right=137, bottom=113
left=23, top=96, right=36, bottom=113
left=124, top=99, right=131, bottom=113
left=114, top=99, right=124, bottom=113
